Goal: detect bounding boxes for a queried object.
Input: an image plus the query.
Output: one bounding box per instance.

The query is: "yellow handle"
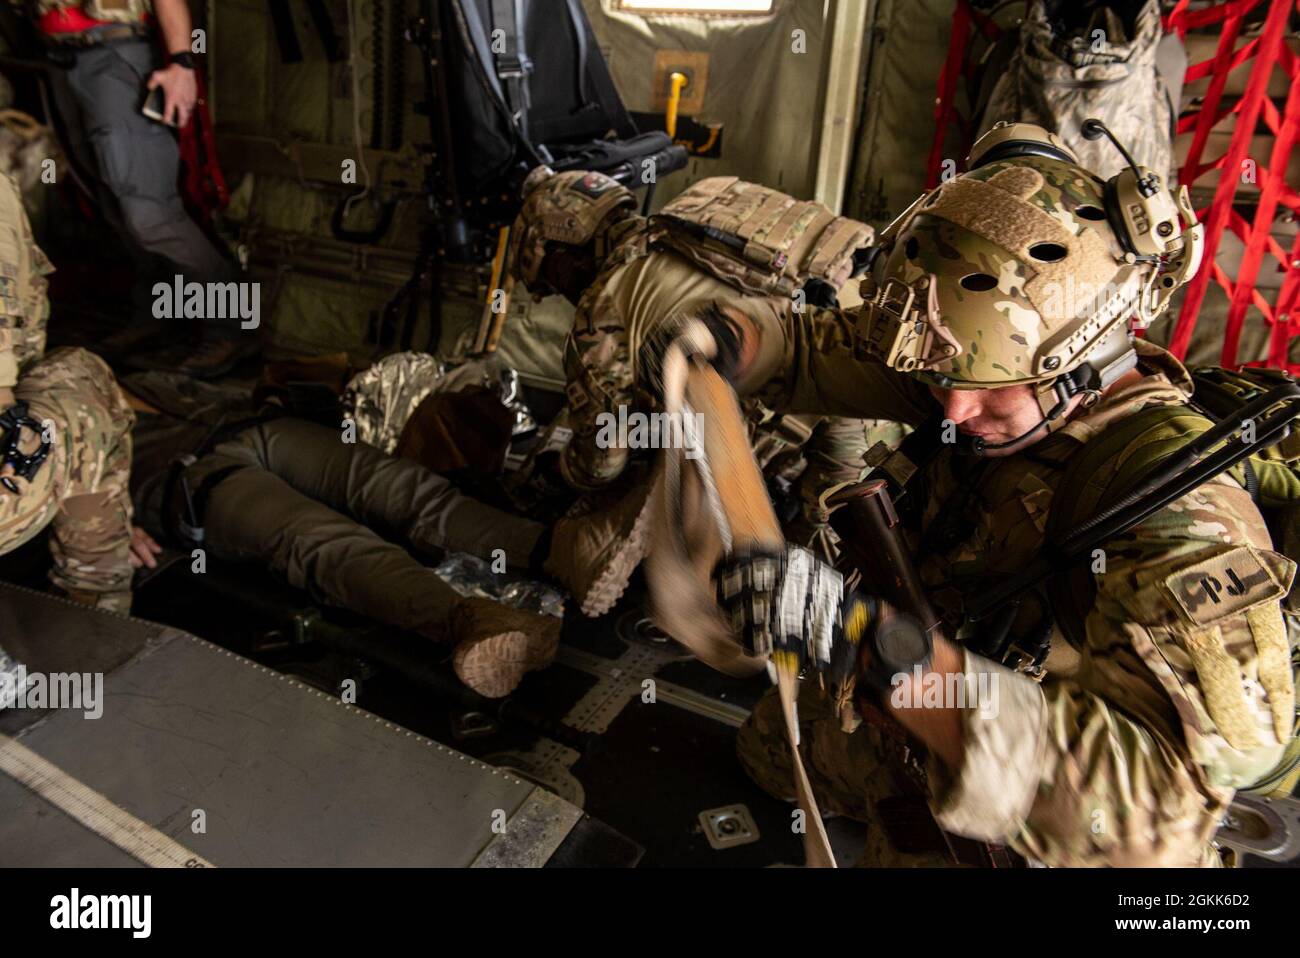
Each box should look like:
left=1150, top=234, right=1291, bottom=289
left=665, top=72, right=688, bottom=140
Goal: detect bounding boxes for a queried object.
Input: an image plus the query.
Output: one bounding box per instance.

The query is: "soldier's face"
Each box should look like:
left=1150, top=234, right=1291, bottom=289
left=927, top=382, right=1048, bottom=457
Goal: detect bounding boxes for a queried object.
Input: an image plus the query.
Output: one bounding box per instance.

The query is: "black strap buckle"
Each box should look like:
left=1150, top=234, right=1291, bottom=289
left=0, top=401, right=52, bottom=493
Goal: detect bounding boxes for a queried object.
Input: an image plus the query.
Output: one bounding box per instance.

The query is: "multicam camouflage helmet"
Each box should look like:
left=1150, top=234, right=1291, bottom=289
left=857, top=121, right=1202, bottom=422
left=508, top=166, right=637, bottom=295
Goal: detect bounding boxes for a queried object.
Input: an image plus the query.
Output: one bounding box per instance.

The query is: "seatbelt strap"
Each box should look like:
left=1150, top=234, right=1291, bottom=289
left=490, top=0, right=533, bottom=138
left=305, top=0, right=344, bottom=62
left=267, top=0, right=303, bottom=64
left=564, top=0, right=591, bottom=105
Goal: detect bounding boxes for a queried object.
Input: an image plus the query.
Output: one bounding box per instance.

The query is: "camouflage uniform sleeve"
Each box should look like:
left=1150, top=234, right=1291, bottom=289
left=725, top=298, right=935, bottom=426
left=0, top=178, right=25, bottom=390
left=928, top=476, right=1295, bottom=866
left=557, top=283, right=632, bottom=491
left=0, top=172, right=52, bottom=391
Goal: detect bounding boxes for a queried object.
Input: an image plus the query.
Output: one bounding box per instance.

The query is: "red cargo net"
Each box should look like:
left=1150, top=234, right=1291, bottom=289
left=1166, top=0, right=1300, bottom=371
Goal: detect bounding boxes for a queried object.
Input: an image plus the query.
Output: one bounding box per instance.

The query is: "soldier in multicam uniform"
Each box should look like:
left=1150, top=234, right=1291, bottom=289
left=507, top=167, right=898, bottom=561
left=0, top=170, right=137, bottom=612
left=670, top=122, right=1294, bottom=867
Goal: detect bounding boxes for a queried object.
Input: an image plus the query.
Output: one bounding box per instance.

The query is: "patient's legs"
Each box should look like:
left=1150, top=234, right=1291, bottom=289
left=208, top=418, right=545, bottom=564
left=187, top=418, right=548, bottom=638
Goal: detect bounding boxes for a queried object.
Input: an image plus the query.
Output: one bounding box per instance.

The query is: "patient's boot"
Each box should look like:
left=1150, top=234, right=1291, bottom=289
left=450, top=597, right=562, bottom=698
left=544, top=480, right=654, bottom=617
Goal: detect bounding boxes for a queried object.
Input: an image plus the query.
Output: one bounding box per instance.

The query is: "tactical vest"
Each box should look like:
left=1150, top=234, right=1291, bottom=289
left=648, top=177, right=873, bottom=301
left=1041, top=365, right=1300, bottom=799
left=862, top=363, right=1300, bottom=798
left=30, top=0, right=151, bottom=23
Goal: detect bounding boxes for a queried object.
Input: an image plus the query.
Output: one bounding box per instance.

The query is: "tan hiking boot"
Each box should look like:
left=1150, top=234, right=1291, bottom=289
left=544, top=480, right=654, bottom=617
left=450, top=597, right=562, bottom=698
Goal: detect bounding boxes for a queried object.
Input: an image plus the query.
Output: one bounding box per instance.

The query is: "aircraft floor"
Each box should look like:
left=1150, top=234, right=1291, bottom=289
left=117, top=556, right=871, bottom=867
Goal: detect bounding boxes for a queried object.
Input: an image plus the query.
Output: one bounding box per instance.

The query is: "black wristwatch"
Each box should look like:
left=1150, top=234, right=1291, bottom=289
left=857, top=607, right=933, bottom=698
left=169, top=51, right=197, bottom=70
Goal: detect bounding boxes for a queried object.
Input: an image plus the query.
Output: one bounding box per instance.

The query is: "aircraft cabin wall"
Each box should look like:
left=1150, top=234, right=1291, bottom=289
left=201, top=0, right=940, bottom=390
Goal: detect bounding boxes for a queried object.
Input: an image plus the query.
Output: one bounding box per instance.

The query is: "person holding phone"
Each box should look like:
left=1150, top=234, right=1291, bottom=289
left=29, top=0, right=255, bottom=378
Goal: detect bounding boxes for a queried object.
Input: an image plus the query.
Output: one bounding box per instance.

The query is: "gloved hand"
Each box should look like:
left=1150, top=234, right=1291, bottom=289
left=692, top=303, right=749, bottom=384
left=714, top=544, right=845, bottom=672
left=639, top=303, right=756, bottom=408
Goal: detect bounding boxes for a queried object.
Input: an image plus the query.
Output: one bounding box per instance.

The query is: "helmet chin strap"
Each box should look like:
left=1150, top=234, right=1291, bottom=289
left=957, top=372, right=1094, bottom=457
left=955, top=330, right=1140, bottom=457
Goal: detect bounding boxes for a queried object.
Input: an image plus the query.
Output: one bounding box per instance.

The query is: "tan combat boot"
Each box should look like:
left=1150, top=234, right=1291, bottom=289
left=450, top=597, right=562, bottom=698
left=544, top=480, right=654, bottom=617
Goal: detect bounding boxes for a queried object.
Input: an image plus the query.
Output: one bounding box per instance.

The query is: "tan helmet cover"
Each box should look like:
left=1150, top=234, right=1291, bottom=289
left=859, top=152, right=1148, bottom=391
left=508, top=167, right=637, bottom=293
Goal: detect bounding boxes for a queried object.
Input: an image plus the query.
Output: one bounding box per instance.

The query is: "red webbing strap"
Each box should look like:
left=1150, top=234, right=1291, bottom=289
left=1271, top=228, right=1300, bottom=373
left=1168, top=0, right=1288, bottom=361
left=178, top=67, right=229, bottom=226
left=1163, top=0, right=1192, bottom=32
left=925, top=0, right=973, bottom=190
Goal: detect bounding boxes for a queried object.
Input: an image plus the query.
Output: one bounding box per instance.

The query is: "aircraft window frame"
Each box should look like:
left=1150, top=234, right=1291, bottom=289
left=615, top=0, right=776, bottom=16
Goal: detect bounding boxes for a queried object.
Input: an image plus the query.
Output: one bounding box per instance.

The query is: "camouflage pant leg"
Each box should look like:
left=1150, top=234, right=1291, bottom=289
left=737, top=684, right=951, bottom=867
left=11, top=348, right=135, bottom=613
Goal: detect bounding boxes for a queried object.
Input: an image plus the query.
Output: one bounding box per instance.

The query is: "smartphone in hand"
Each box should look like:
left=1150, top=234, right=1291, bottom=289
left=142, top=86, right=177, bottom=127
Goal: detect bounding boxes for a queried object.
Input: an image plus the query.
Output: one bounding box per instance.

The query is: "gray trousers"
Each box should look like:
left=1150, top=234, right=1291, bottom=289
left=186, top=419, right=547, bottom=640
left=50, top=39, right=238, bottom=333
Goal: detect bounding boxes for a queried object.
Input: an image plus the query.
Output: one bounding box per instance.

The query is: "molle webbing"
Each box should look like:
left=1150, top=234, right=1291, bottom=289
left=649, top=177, right=873, bottom=298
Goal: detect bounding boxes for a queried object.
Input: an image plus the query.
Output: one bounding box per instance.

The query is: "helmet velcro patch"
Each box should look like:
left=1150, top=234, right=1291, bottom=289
left=986, top=165, right=1044, bottom=199
left=924, top=172, right=1075, bottom=257
left=921, top=173, right=1123, bottom=328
